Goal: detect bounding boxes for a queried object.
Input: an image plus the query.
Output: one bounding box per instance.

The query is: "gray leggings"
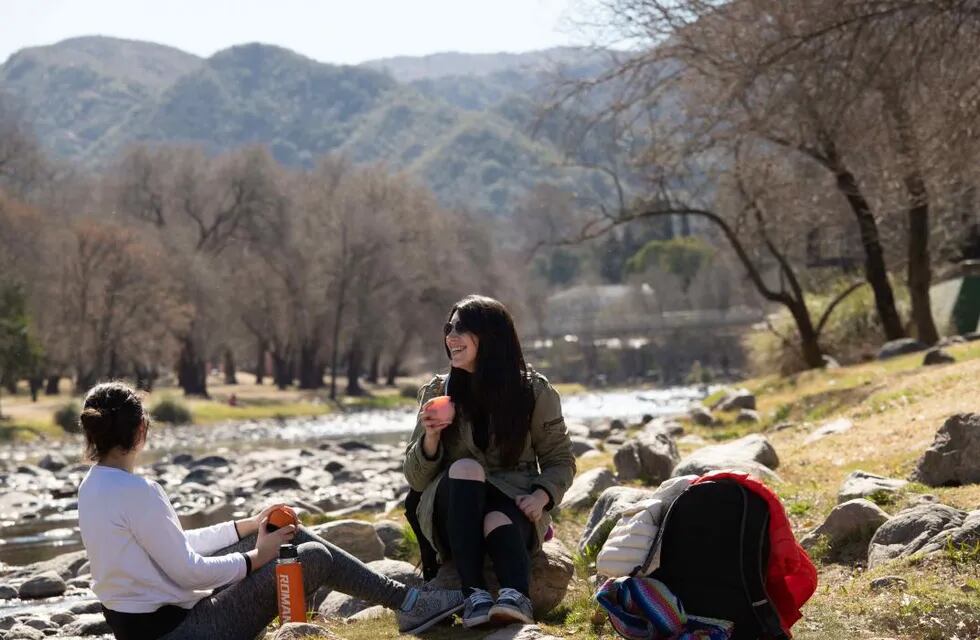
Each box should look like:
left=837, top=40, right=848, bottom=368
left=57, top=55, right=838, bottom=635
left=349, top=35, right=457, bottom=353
left=160, top=527, right=408, bottom=640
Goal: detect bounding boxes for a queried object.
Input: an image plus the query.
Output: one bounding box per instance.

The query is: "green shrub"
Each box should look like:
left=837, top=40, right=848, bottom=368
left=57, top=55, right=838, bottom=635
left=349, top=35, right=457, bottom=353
left=150, top=395, right=192, bottom=424
left=745, top=281, right=910, bottom=375
left=54, top=401, right=81, bottom=433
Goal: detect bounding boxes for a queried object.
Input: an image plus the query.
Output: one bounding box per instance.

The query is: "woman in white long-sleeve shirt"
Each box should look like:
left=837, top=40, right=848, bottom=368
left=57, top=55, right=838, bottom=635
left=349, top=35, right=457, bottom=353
left=77, top=382, right=464, bottom=640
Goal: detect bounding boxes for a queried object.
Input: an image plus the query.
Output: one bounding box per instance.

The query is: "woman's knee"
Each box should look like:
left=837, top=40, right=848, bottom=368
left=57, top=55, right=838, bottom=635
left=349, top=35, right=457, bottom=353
left=297, top=541, right=333, bottom=575
left=483, top=511, right=513, bottom=537
left=448, top=458, right=485, bottom=481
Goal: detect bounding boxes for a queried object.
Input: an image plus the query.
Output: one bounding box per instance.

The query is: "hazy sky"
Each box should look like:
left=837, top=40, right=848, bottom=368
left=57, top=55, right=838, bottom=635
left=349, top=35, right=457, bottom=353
left=0, top=0, right=592, bottom=65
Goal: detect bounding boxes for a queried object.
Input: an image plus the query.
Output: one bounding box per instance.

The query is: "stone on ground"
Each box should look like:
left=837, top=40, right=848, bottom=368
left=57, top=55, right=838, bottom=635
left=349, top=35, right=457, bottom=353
left=804, top=418, right=854, bottom=444
left=558, top=468, right=618, bottom=511
left=318, top=591, right=371, bottom=618
left=672, top=434, right=780, bottom=481
left=923, top=348, right=956, bottom=365
left=736, top=409, right=760, bottom=424
left=613, top=430, right=679, bottom=484
left=912, top=413, right=980, bottom=487
left=365, top=559, right=422, bottom=587
left=17, top=571, right=66, bottom=599
left=688, top=405, right=715, bottom=426
left=579, top=486, right=658, bottom=553
left=867, top=503, right=973, bottom=567
left=311, top=520, right=385, bottom=562
left=484, top=624, right=562, bottom=640
left=877, top=338, right=928, bottom=360
left=274, top=622, right=343, bottom=639
left=800, top=499, right=889, bottom=561
left=372, top=520, right=405, bottom=558
left=715, top=389, right=756, bottom=412
left=62, top=614, right=112, bottom=636
left=837, top=471, right=908, bottom=504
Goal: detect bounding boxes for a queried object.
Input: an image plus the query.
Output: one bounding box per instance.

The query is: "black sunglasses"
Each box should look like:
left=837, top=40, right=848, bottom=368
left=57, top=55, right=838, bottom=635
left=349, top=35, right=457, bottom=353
left=443, top=320, right=469, bottom=336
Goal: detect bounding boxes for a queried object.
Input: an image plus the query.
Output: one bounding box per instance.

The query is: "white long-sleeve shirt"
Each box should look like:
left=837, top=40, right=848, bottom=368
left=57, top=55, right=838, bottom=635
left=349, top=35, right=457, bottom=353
left=78, top=464, right=246, bottom=613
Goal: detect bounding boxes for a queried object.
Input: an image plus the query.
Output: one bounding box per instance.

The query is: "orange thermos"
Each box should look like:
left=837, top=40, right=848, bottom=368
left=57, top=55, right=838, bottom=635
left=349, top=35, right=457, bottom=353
left=275, top=544, right=306, bottom=623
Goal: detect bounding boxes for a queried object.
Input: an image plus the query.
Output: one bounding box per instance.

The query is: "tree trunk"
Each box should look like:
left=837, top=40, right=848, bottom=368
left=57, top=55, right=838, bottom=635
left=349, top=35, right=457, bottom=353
left=788, top=302, right=824, bottom=369
left=906, top=189, right=939, bottom=344
left=832, top=166, right=906, bottom=340
left=134, top=365, right=157, bottom=392
left=385, top=331, right=413, bottom=386
left=4, top=377, right=17, bottom=395
left=298, top=343, right=324, bottom=390
left=45, top=375, right=60, bottom=396
left=29, top=376, right=42, bottom=402
left=346, top=338, right=365, bottom=396
left=223, top=348, right=238, bottom=385
left=272, top=353, right=293, bottom=390
left=255, top=339, right=267, bottom=385
left=177, top=337, right=208, bottom=397
left=366, top=347, right=381, bottom=385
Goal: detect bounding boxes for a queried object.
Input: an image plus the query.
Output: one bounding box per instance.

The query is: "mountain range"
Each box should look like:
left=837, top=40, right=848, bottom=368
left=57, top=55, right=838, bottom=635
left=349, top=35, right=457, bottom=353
left=0, top=36, right=614, bottom=215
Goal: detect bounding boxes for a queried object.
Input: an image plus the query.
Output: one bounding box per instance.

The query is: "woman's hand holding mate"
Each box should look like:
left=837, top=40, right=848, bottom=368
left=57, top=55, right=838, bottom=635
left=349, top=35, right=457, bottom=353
left=421, top=397, right=454, bottom=458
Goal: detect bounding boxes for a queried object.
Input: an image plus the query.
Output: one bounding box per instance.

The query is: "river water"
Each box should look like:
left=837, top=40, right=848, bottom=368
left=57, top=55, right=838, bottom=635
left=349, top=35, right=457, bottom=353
left=0, top=385, right=705, bottom=574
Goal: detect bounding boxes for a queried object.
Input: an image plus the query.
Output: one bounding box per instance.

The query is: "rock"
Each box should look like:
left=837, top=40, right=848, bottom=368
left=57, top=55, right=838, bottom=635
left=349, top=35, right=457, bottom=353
left=181, top=468, right=214, bottom=484
left=0, top=616, right=14, bottom=630
left=912, top=413, right=980, bottom=486
left=193, top=455, right=231, bottom=468
left=258, top=476, right=302, bottom=492
left=672, top=434, right=780, bottom=478
left=312, top=520, right=385, bottom=562
left=38, top=453, right=68, bottom=472
left=274, top=622, right=340, bottom=639
left=429, top=540, right=573, bottom=616
left=20, top=618, right=55, bottom=631
left=689, top=406, right=715, bottom=426
left=579, top=486, right=657, bottom=553
left=658, top=421, right=684, bottom=437
left=877, top=338, right=928, bottom=360
left=716, top=389, right=756, bottom=412
left=178, top=501, right=237, bottom=530
left=62, top=614, right=111, bottom=636
left=558, top=468, right=618, bottom=511
left=4, top=625, right=45, bottom=640
left=610, top=419, right=627, bottom=432
left=484, top=624, right=562, bottom=640
left=171, top=453, right=195, bottom=465
left=18, top=571, right=66, bottom=599
left=0, top=584, right=16, bottom=599
left=565, top=422, right=590, bottom=438
left=347, top=605, right=387, bottom=621
left=822, top=355, right=841, bottom=369
left=365, top=559, right=422, bottom=587
left=923, top=348, right=956, bottom=365
left=800, top=499, right=889, bottom=560
left=613, top=430, right=679, bottom=484
left=675, top=458, right=780, bottom=483
left=605, top=435, right=626, bottom=446
left=67, top=600, right=103, bottom=614
left=318, top=591, right=371, bottom=618
left=588, top=423, right=612, bottom=440
left=868, top=503, right=967, bottom=567
left=736, top=409, right=760, bottom=424
left=838, top=471, right=908, bottom=504
left=569, top=437, right=596, bottom=457
left=804, top=418, right=854, bottom=444
left=338, top=440, right=375, bottom=452
left=372, top=520, right=405, bottom=558
left=50, top=612, right=76, bottom=625
left=870, top=576, right=908, bottom=591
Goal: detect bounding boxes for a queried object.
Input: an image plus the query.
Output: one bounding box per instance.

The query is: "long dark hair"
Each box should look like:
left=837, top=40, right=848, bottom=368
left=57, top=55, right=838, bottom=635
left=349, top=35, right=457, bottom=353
left=444, top=295, right=534, bottom=466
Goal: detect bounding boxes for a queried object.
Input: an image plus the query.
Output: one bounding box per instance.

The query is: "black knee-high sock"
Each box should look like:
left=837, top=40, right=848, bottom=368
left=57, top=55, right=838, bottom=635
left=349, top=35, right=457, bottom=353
left=405, top=490, right=439, bottom=581
left=447, top=478, right=487, bottom=594
left=485, top=525, right=530, bottom=596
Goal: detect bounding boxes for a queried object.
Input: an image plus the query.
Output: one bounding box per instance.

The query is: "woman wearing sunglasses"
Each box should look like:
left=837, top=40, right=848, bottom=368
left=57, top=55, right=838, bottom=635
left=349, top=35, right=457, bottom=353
left=403, top=295, right=576, bottom=628
left=76, top=382, right=464, bottom=640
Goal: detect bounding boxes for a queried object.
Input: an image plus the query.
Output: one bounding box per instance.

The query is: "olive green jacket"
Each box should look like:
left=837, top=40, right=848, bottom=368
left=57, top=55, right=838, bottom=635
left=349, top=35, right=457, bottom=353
left=404, top=372, right=576, bottom=556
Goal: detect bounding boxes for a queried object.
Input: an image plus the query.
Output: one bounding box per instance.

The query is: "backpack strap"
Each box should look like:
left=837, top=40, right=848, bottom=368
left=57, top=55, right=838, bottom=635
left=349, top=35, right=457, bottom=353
left=733, top=483, right=790, bottom=640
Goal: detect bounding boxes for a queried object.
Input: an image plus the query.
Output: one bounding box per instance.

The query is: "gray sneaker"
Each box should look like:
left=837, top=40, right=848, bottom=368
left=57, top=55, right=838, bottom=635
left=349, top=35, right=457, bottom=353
left=396, top=586, right=465, bottom=635
left=462, top=588, right=495, bottom=628
left=489, top=587, right=534, bottom=625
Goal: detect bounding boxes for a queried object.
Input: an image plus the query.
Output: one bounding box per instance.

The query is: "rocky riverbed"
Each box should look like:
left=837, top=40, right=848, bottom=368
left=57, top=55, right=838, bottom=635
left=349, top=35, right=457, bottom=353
left=0, top=386, right=703, bottom=637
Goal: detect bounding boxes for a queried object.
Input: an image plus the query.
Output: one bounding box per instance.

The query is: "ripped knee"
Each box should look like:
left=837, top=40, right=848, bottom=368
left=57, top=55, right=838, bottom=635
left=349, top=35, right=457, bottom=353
left=483, top=510, right=513, bottom=537
left=448, top=458, right=485, bottom=481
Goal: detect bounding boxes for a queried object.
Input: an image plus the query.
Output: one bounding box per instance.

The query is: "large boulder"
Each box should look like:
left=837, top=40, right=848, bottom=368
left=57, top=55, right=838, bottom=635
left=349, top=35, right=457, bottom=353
left=365, top=559, right=422, bottom=587
left=569, top=437, right=597, bottom=457
left=17, top=571, right=66, bottom=599
left=672, top=434, right=780, bottom=481
left=428, top=540, right=573, bottom=616
left=800, top=499, right=889, bottom=561
left=837, top=471, right=908, bottom=504
left=38, top=453, right=68, bottom=472
left=613, top=430, right=679, bottom=484
left=318, top=591, right=371, bottom=618
left=372, top=520, right=405, bottom=558
left=912, top=413, right=980, bottom=487
left=4, top=625, right=44, bottom=640
left=558, top=468, right=618, bottom=512
left=877, top=338, right=928, bottom=360
left=715, top=389, right=756, bottom=412
left=311, top=520, right=385, bottom=562
left=867, top=503, right=969, bottom=567
left=736, top=409, right=760, bottom=424
left=579, top=486, right=657, bottom=553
